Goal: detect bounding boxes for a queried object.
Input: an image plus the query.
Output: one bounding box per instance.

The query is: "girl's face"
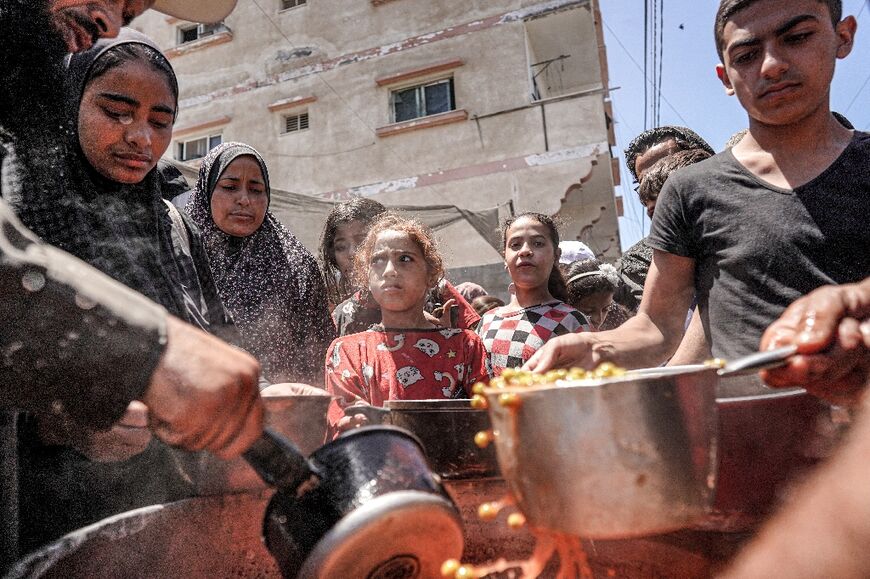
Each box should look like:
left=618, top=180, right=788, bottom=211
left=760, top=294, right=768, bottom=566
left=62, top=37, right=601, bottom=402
left=368, top=230, right=431, bottom=315
left=504, top=217, right=559, bottom=291
left=210, top=155, right=269, bottom=238
left=333, top=219, right=369, bottom=278
left=78, top=59, right=175, bottom=184
left=574, top=290, right=613, bottom=330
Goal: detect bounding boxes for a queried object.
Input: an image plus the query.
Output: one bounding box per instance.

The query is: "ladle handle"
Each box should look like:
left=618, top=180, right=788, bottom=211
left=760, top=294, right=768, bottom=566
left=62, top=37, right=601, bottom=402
left=244, top=428, right=317, bottom=491
left=718, top=345, right=799, bottom=377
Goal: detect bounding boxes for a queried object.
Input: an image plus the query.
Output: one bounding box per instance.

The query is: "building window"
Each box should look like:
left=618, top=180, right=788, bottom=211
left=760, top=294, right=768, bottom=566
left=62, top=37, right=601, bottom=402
left=176, top=134, right=222, bottom=162
left=281, top=0, right=307, bottom=10
left=283, top=112, right=309, bottom=134
left=391, top=78, right=455, bottom=123
left=178, top=22, right=224, bottom=45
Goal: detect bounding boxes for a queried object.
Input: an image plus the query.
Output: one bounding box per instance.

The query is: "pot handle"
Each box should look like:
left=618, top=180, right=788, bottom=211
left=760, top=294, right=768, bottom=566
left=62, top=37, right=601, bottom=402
left=244, top=427, right=319, bottom=492
left=345, top=404, right=392, bottom=424
left=717, top=345, right=799, bottom=377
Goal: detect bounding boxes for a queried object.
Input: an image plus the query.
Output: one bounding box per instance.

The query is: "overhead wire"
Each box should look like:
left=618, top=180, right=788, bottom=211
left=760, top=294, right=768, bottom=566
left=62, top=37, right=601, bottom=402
left=656, top=0, right=664, bottom=127
left=610, top=104, right=645, bottom=242
left=643, top=1, right=649, bottom=129
left=843, top=72, right=870, bottom=116
left=600, top=19, right=689, bottom=126
left=650, top=0, right=659, bottom=127
left=843, top=1, right=870, bottom=117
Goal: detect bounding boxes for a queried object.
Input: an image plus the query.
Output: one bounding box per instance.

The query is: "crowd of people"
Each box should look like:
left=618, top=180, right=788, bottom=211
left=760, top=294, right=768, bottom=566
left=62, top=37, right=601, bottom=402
left=0, top=0, right=868, bottom=576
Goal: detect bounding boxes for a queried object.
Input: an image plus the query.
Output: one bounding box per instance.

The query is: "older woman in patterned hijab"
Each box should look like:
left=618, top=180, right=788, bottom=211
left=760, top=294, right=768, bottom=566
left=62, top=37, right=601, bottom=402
left=186, top=142, right=335, bottom=384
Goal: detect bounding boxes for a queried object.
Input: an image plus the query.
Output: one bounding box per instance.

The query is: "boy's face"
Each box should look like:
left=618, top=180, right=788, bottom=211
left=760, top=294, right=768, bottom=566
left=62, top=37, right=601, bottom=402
left=49, top=0, right=156, bottom=53
left=715, top=0, right=856, bottom=127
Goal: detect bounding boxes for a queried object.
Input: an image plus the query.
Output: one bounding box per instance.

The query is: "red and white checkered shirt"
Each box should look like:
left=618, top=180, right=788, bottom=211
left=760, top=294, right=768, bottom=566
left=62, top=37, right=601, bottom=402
left=476, top=301, right=590, bottom=375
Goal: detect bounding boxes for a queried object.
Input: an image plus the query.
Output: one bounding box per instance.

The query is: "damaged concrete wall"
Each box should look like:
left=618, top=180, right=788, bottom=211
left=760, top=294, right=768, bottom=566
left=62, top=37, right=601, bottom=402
left=134, top=0, right=621, bottom=279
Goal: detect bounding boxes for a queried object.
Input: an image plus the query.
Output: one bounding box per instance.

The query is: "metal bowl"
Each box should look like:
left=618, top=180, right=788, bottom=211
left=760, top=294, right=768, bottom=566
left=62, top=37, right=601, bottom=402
left=484, top=368, right=719, bottom=539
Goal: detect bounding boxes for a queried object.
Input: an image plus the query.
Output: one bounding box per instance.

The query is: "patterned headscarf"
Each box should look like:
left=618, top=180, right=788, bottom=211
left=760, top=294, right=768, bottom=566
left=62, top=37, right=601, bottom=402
left=186, top=142, right=336, bottom=383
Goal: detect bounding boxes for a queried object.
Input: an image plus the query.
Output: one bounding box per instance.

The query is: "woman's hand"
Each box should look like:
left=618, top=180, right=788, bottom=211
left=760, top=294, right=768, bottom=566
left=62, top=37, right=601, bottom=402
left=335, top=402, right=376, bottom=432
left=428, top=298, right=457, bottom=328
left=335, top=412, right=369, bottom=433
left=76, top=401, right=153, bottom=463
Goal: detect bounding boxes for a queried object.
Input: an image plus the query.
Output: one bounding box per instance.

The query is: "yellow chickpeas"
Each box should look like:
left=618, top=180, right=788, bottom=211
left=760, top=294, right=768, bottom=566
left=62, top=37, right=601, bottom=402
left=455, top=565, right=478, bottom=579
left=480, top=363, right=627, bottom=394
left=441, top=559, right=461, bottom=578
left=477, top=502, right=499, bottom=521
left=474, top=430, right=493, bottom=449
left=497, top=392, right=521, bottom=408
left=507, top=512, right=526, bottom=529
left=470, top=395, right=488, bottom=409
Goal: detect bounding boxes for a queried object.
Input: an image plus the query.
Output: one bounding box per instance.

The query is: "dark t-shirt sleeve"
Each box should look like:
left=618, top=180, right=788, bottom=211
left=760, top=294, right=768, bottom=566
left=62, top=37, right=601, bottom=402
left=0, top=200, right=167, bottom=429
left=647, top=175, right=695, bottom=258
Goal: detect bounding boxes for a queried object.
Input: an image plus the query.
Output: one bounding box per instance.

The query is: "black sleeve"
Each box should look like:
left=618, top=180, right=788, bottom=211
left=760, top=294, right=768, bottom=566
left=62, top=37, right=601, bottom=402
left=614, top=239, right=653, bottom=312
left=293, top=253, right=338, bottom=384
left=0, top=200, right=167, bottom=429
left=647, top=176, right=695, bottom=258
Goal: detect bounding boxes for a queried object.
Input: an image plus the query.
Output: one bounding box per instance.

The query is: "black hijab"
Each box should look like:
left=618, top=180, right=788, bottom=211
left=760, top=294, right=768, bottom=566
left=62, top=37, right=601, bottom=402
left=17, top=28, right=192, bottom=318
left=0, top=2, right=69, bottom=219
left=187, top=142, right=336, bottom=383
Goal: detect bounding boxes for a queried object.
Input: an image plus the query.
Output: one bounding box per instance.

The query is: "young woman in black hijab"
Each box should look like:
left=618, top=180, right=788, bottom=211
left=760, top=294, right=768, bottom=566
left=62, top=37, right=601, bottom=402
left=15, top=29, right=238, bottom=551
left=186, top=142, right=336, bottom=385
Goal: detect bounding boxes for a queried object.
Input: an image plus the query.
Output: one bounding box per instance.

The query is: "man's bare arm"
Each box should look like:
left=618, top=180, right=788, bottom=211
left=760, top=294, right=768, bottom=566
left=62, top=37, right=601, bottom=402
left=668, top=308, right=712, bottom=366
left=525, top=250, right=695, bottom=372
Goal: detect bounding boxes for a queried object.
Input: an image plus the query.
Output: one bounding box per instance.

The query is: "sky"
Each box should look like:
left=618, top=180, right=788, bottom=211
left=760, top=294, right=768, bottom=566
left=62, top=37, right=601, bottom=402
left=598, top=0, right=870, bottom=251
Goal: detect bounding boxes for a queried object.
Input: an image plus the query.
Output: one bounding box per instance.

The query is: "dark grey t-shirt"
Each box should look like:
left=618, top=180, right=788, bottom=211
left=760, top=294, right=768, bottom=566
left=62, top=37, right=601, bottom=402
left=648, top=131, right=870, bottom=364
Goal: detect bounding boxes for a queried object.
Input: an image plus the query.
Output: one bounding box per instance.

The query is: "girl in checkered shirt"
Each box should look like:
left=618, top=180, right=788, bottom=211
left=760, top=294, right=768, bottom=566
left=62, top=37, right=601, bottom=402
left=325, top=213, right=490, bottom=434
left=477, top=213, right=590, bottom=375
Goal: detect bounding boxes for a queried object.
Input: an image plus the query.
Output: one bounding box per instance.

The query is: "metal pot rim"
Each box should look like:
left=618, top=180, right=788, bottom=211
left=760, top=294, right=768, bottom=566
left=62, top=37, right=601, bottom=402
left=261, top=394, right=333, bottom=402
left=483, top=366, right=717, bottom=395
left=328, top=424, right=427, bottom=456
left=385, top=399, right=480, bottom=411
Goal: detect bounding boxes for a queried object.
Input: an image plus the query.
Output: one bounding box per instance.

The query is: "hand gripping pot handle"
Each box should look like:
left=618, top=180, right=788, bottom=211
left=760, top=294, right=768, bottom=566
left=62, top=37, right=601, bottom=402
left=244, top=427, right=319, bottom=491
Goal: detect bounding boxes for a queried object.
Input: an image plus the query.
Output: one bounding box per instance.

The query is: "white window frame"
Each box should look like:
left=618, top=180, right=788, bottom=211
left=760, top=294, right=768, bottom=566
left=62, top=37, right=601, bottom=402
left=282, top=111, right=310, bottom=135
left=176, top=133, right=223, bottom=162
left=177, top=22, right=225, bottom=45
left=390, top=78, right=455, bottom=124
left=280, top=0, right=307, bottom=11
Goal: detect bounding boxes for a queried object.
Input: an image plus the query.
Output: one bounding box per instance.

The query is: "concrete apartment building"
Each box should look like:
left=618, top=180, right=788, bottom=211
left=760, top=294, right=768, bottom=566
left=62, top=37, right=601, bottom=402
left=134, top=0, right=622, bottom=288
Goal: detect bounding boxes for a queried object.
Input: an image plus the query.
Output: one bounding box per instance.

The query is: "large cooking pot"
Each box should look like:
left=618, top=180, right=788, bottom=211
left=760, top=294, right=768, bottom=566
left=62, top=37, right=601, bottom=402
left=482, top=346, right=802, bottom=539
left=7, top=489, right=720, bottom=579
left=347, top=399, right=499, bottom=479
left=701, top=388, right=833, bottom=530
left=244, top=425, right=464, bottom=578
left=485, top=366, right=719, bottom=539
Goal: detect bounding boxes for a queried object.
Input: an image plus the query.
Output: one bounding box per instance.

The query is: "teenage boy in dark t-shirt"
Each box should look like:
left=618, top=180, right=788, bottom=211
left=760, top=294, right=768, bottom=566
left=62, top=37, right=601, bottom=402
left=526, top=0, right=869, bottom=402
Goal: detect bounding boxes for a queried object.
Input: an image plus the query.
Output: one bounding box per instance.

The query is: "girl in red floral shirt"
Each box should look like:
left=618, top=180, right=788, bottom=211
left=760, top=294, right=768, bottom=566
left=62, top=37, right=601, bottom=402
left=325, top=214, right=491, bottom=433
